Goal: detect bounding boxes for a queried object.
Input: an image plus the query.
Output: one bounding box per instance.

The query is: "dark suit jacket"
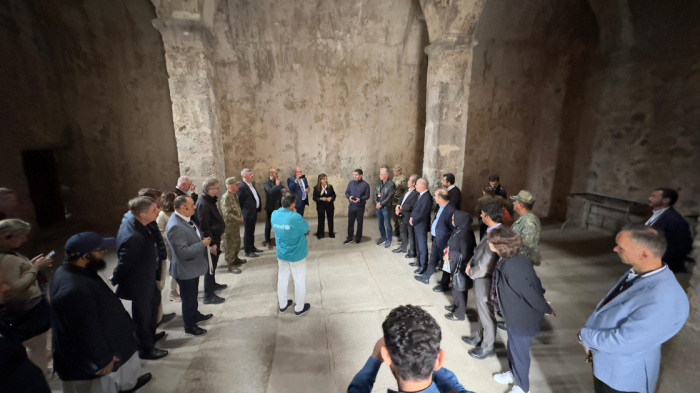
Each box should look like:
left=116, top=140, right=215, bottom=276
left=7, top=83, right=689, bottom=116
left=264, top=178, right=286, bottom=211
left=496, top=254, right=551, bottom=328
left=411, top=191, right=433, bottom=233
left=112, top=212, right=158, bottom=301
left=313, top=185, right=336, bottom=211
left=433, top=203, right=456, bottom=251
left=287, top=176, right=310, bottom=209
left=237, top=182, right=261, bottom=219
left=399, top=189, right=419, bottom=216
left=650, top=207, right=693, bottom=273
left=195, top=194, right=226, bottom=247
left=174, top=188, right=199, bottom=224
left=494, top=183, right=507, bottom=199
left=447, top=186, right=462, bottom=210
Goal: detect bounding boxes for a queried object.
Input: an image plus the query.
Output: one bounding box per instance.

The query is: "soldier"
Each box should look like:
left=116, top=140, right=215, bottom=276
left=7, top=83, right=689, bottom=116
left=391, top=164, right=408, bottom=241
left=220, top=177, right=246, bottom=274
left=510, top=190, right=541, bottom=266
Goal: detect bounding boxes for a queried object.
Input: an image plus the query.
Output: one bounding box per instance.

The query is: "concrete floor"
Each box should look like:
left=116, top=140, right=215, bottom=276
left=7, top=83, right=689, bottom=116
left=48, top=217, right=630, bottom=393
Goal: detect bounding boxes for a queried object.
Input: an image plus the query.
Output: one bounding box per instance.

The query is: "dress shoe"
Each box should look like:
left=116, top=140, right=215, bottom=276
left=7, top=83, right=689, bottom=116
left=469, top=347, right=496, bottom=359
left=245, top=252, right=259, bottom=258
left=329, top=233, right=335, bottom=238
left=316, top=235, right=323, bottom=240
left=203, top=294, right=225, bottom=304
left=444, top=312, right=465, bottom=321
left=354, top=240, right=361, bottom=244
left=445, top=305, right=456, bottom=312
left=184, top=326, right=208, bottom=337
left=405, top=253, right=416, bottom=258
left=497, top=321, right=507, bottom=330
left=138, top=348, right=168, bottom=360
left=343, top=239, right=353, bottom=244
left=265, top=242, right=273, bottom=250
left=384, top=241, right=392, bottom=248
left=119, top=373, right=152, bottom=393
left=433, top=285, right=448, bottom=293
left=169, top=290, right=181, bottom=302
left=414, top=275, right=429, bottom=284
left=253, top=248, right=264, bottom=253
left=154, top=331, right=166, bottom=342
left=295, top=303, right=311, bottom=316
left=408, top=262, right=420, bottom=267
left=461, top=335, right=481, bottom=346
left=376, top=238, right=386, bottom=246
left=228, top=265, right=242, bottom=274
left=214, top=283, right=228, bottom=291
left=196, top=313, right=213, bottom=323
left=235, top=258, right=247, bottom=265
left=279, top=299, right=293, bottom=312
left=157, top=312, right=176, bottom=327
left=392, top=248, right=407, bottom=253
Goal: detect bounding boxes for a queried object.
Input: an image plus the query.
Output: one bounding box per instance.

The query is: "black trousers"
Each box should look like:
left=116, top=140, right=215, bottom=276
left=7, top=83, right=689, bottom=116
left=399, top=215, right=416, bottom=253
left=452, top=286, right=469, bottom=320
left=177, top=277, right=200, bottom=329
left=594, top=377, right=637, bottom=393
left=438, top=271, right=451, bottom=288
left=347, top=204, right=364, bottom=241
left=243, top=214, right=257, bottom=253
left=133, top=287, right=160, bottom=352
left=506, top=325, right=540, bottom=392
left=415, top=226, right=428, bottom=268
left=297, top=203, right=306, bottom=217
left=317, top=206, right=334, bottom=237
left=424, top=241, right=441, bottom=278
left=204, top=250, right=220, bottom=298
left=265, top=210, right=274, bottom=243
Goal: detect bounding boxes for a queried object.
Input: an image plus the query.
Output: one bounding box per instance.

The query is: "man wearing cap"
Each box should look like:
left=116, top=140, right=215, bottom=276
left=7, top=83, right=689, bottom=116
left=51, top=232, right=152, bottom=393
left=220, top=177, right=245, bottom=274
left=391, top=165, right=407, bottom=241
left=511, top=190, right=542, bottom=266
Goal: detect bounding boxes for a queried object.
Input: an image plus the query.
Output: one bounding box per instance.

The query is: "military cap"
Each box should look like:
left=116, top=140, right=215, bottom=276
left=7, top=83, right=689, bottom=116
left=225, top=177, right=237, bottom=185
left=392, top=164, right=402, bottom=172
left=510, top=190, right=536, bottom=204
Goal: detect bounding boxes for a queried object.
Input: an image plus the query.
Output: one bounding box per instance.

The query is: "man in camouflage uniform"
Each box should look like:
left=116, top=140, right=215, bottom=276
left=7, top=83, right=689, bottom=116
left=391, top=164, right=408, bottom=240
left=220, top=177, right=246, bottom=274
left=510, top=190, right=542, bottom=266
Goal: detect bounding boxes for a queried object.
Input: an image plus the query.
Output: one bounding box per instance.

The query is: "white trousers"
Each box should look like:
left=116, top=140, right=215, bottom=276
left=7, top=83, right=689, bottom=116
left=62, top=352, right=142, bottom=393
left=277, top=258, right=307, bottom=313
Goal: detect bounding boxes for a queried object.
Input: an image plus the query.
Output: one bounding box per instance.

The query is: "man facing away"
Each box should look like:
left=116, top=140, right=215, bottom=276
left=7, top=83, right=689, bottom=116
left=344, top=169, right=371, bottom=244
left=288, top=166, right=310, bottom=217
left=348, top=305, right=474, bottom=393
left=220, top=177, right=246, bottom=274
left=510, top=190, right=541, bottom=266
left=393, top=174, right=419, bottom=257
left=442, top=173, right=462, bottom=210
left=272, top=193, right=311, bottom=316
left=264, top=168, right=287, bottom=249
left=391, top=165, right=408, bottom=241
left=579, top=225, right=689, bottom=393
left=238, top=168, right=264, bottom=258
left=645, top=188, right=693, bottom=273
left=375, top=167, right=396, bottom=249
left=166, top=196, right=213, bottom=337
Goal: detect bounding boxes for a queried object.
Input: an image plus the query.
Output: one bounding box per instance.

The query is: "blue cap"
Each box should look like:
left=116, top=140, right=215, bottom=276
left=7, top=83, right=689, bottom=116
left=65, top=232, right=116, bottom=260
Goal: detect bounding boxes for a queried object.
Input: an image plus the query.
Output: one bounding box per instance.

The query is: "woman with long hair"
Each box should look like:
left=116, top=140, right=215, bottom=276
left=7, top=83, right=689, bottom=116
left=312, top=174, right=336, bottom=239
left=156, top=191, right=180, bottom=302
left=443, top=211, right=476, bottom=322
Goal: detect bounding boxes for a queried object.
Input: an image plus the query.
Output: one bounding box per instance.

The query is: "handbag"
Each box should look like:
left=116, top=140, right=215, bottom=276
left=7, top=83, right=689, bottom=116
left=452, top=255, right=473, bottom=292
left=1, top=296, right=51, bottom=341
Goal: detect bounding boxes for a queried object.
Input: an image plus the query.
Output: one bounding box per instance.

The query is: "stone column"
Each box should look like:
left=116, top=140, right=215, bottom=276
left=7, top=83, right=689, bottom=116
left=152, top=18, right=226, bottom=188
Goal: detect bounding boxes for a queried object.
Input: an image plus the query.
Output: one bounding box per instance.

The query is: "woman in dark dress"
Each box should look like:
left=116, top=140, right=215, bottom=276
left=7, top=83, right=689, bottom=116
left=443, top=211, right=476, bottom=321
left=313, top=174, right=336, bottom=239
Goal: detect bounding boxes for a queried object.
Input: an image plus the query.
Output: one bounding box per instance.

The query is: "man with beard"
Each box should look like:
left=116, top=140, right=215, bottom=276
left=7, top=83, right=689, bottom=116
left=51, top=232, right=152, bottom=393
left=645, top=188, right=693, bottom=273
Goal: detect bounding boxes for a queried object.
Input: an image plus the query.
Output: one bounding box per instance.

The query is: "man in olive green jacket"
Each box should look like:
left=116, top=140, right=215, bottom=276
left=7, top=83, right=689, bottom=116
left=510, top=190, right=541, bottom=266
left=220, top=177, right=246, bottom=273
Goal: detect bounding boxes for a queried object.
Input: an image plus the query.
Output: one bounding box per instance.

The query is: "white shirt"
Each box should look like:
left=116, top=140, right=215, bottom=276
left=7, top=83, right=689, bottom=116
left=625, top=264, right=668, bottom=283
left=645, top=207, right=668, bottom=226
left=419, top=190, right=428, bottom=197
left=298, top=178, right=307, bottom=200
left=174, top=211, right=212, bottom=273
left=447, top=185, right=455, bottom=191
left=321, top=185, right=328, bottom=196
left=401, top=188, right=415, bottom=205
left=245, top=181, right=260, bottom=208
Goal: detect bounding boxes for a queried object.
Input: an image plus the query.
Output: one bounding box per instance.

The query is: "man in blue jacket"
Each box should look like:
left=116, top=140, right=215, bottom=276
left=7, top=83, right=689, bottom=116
left=288, top=166, right=310, bottom=217
left=272, top=193, right=311, bottom=316
left=579, top=225, right=689, bottom=393
left=416, top=189, right=455, bottom=285
left=348, top=305, right=474, bottom=393
left=409, top=178, right=433, bottom=274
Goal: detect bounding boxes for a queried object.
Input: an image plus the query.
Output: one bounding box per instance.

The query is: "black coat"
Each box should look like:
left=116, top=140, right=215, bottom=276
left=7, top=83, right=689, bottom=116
left=447, top=186, right=462, bottom=210
left=264, top=178, right=286, bottom=211
left=112, top=212, right=158, bottom=301
left=50, top=264, right=137, bottom=381
left=433, top=203, right=457, bottom=251
left=411, top=191, right=433, bottom=233
left=313, top=185, right=336, bottom=211
left=447, top=211, right=476, bottom=276
left=237, top=182, right=261, bottom=219
left=494, top=183, right=507, bottom=199
left=496, top=254, right=551, bottom=328
left=398, top=189, right=419, bottom=216
left=174, top=188, right=199, bottom=225
left=0, top=322, right=50, bottom=393
left=650, top=207, right=693, bottom=273
left=196, top=194, right=226, bottom=247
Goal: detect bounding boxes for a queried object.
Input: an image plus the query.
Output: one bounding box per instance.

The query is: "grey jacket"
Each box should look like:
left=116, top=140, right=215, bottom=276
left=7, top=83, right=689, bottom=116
left=467, top=236, right=498, bottom=280
left=374, top=179, right=396, bottom=209
left=165, top=213, right=208, bottom=280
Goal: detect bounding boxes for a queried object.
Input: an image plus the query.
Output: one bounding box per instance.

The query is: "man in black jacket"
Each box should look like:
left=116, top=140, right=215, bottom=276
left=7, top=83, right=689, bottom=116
left=409, top=178, right=433, bottom=275
left=264, top=168, right=287, bottom=249
left=442, top=173, right=462, bottom=210
left=53, top=232, right=151, bottom=392
left=375, top=168, right=396, bottom=248
left=646, top=188, right=693, bottom=273
left=394, top=174, right=419, bottom=257
left=112, top=197, right=168, bottom=360
left=196, top=178, right=227, bottom=304
left=238, top=168, right=264, bottom=257
left=344, top=169, right=371, bottom=244
left=416, top=189, right=456, bottom=286
left=489, top=174, right=507, bottom=199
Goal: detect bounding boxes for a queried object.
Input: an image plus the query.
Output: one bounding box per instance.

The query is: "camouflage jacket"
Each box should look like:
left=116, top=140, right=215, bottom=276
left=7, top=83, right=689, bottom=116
left=511, top=212, right=541, bottom=265
left=392, top=175, right=408, bottom=204
left=219, top=191, right=242, bottom=227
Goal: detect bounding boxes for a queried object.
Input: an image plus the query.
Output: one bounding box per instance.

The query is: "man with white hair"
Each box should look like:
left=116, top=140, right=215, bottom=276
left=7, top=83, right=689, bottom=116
left=174, top=176, right=199, bottom=204
left=374, top=168, right=396, bottom=248
left=238, top=169, right=264, bottom=258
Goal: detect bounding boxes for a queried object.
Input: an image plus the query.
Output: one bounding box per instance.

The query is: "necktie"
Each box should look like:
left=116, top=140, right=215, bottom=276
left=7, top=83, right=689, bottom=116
left=301, top=180, right=306, bottom=199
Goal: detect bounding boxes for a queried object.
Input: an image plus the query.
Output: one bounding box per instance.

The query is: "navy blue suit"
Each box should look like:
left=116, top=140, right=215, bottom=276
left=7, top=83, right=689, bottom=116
left=238, top=181, right=261, bottom=253
left=410, top=191, right=433, bottom=272
left=287, top=176, right=310, bottom=217
left=424, top=203, right=456, bottom=279
left=649, top=207, right=693, bottom=273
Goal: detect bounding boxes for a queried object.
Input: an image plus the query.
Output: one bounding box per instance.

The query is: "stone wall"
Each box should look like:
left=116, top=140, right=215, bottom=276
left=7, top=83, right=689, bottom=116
left=210, top=0, right=428, bottom=217
left=0, top=0, right=178, bottom=226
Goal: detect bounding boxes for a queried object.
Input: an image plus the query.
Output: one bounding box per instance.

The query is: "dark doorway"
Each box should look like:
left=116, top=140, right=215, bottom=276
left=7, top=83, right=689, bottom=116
left=21, top=150, right=65, bottom=227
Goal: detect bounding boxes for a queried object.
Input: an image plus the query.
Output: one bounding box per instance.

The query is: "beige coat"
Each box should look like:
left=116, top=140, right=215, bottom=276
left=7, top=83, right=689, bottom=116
left=0, top=251, right=42, bottom=303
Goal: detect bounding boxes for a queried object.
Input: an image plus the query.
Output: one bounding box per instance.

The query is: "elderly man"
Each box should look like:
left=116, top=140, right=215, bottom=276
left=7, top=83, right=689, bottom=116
left=238, top=168, right=264, bottom=257
left=393, top=174, right=419, bottom=256
left=166, top=196, right=213, bottom=336
left=409, top=178, right=433, bottom=275
left=220, top=177, right=245, bottom=274
left=344, top=169, right=371, bottom=244
left=287, top=167, right=310, bottom=217
left=645, top=188, right=693, bottom=273
left=174, top=176, right=198, bottom=203
left=264, top=168, right=287, bottom=248
left=510, top=190, right=541, bottom=266
left=375, top=168, right=396, bottom=248
left=391, top=165, right=408, bottom=241
left=415, top=189, right=456, bottom=286
left=579, top=225, right=689, bottom=393
left=196, top=178, right=227, bottom=304
left=112, top=197, right=168, bottom=360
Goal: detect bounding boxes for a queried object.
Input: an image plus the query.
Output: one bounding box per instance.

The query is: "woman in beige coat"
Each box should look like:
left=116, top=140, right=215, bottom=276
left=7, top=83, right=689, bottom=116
left=157, top=191, right=180, bottom=302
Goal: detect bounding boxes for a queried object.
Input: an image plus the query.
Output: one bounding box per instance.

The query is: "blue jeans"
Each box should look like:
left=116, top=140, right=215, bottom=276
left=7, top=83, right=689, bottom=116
left=377, top=209, right=392, bottom=243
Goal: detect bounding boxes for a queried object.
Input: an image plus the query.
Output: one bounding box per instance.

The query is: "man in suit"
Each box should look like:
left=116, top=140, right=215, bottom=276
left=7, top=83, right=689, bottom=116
left=409, top=178, right=433, bottom=276
left=264, top=168, right=287, bottom=249
left=579, top=225, right=689, bottom=393
left=288, top=167, right=310, bottom=217
left=393, top=174, right=419, bottom=257
left=416, top=189, right=456, bottom=286
left=646, top=188, right=693, bottom=273
left=442, top=173, right=462, bottom=210
left=195, top=178, right=227, bottom=305
left=111, top=197, right=168, bottom=360
left=238, top=168, right=264, bottom=258
left=489, top=174, right=507, bottom=199
left=166, top=196, right=213, bottom=337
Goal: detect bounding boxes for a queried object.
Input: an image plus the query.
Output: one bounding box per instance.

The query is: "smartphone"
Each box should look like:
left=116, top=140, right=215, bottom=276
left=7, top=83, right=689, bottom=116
left=46, top=250, right=55, bottom=259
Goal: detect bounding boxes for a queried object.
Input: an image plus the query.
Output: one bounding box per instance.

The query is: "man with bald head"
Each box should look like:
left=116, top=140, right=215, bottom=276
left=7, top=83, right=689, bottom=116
left=174, top=176, right=198, bottom=204
left=288, top=167, right=310, bottom=217
left=409, top=178, right=433, bottom=275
